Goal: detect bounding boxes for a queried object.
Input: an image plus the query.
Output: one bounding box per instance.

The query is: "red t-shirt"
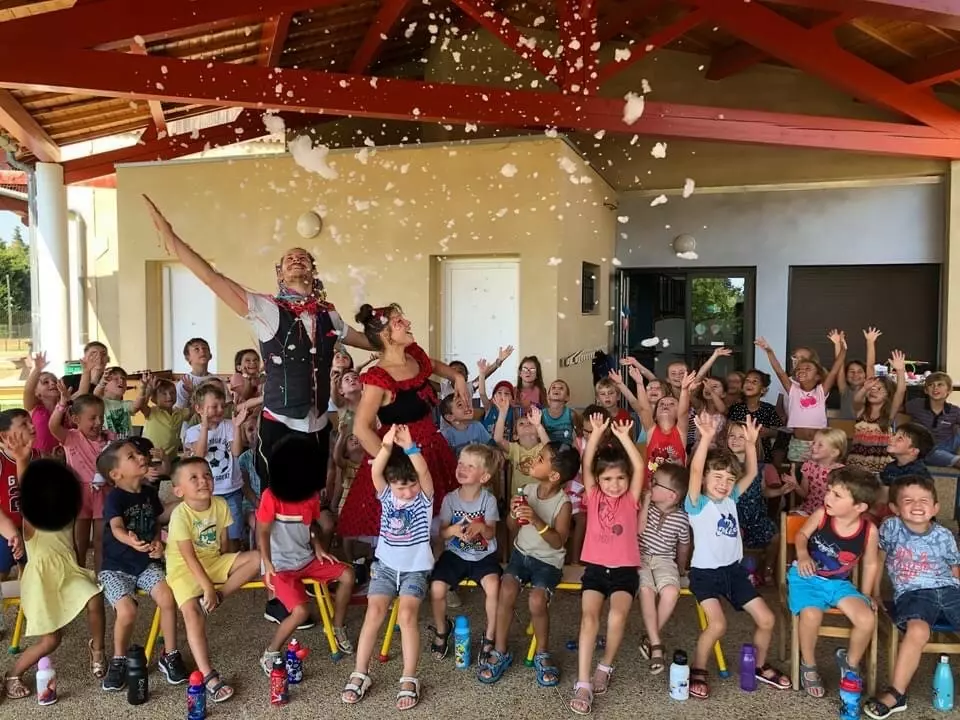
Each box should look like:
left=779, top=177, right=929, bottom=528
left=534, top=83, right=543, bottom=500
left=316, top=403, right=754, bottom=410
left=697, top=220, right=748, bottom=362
left=255, top=489, right=322, bottom=571
left=0, top=448, right=38, bottom=527
left=644, top=425, right=686, bottom=482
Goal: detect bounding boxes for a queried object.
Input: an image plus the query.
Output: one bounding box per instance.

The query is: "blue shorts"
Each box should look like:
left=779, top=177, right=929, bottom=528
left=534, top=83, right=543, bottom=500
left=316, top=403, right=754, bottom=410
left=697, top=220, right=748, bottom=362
left=0, top=535, right=24, bottom=574
left=218, top=490, right=244, bottom=541
left=689, top=562, right=758, bottom=611
left=504, top=549, right=562, bottom=594
left=894, top=586, right=960, bottom=630
left=787, top=566, right=869, bottom=614
left=368, top=560, right=429, bottom=600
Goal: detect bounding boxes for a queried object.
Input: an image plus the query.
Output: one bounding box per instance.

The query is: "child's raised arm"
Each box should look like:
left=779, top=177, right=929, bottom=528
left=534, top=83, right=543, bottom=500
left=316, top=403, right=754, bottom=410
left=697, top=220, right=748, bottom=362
left=611, top=419, right=644, bottom=501
left=755, top=337, right=791, bottom=394
left=491, top=395, right=511, bottom=452
left=22, top=351, right=48, bottom=412
left=735, top=415, right=761, bottom=495
left=795, top=462, right=811, bottom=499
left=620, top=355, right=658, bottom=383
left=695, top=347, right=733, bottom=381
left=688, top=411, right=717, bottom=505
left=527, top=406, right=550, bottom=446
left=49, top=379, right=71, bottom=444
left=477, top=359, right=491, bottom=412
left=889, top=350, right=908, bottom=418
left=230, top=406, right=249, bottom=457
left=864, top=327, right=881, bottom=380
left=626, top=366, right=655, bottom=432
left=131, top=372, right=150, bottom=415
left=581, top=412, right=611, bottom=493
left=833, top=330, right=850, bottom=394
left=370, top=423, right=398, bottom=495
left=677, top=372, right=698, bottom=440
left=852, top=377, right=873, bottom=417
left=395, top=424, right=433, bottom=499
left=822, top=329, right=846, bottom=395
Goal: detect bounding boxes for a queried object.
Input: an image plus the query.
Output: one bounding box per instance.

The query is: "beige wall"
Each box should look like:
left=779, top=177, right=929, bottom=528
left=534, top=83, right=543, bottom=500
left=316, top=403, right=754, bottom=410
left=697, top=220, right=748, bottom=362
left=111, top=138, right=614, bottom=400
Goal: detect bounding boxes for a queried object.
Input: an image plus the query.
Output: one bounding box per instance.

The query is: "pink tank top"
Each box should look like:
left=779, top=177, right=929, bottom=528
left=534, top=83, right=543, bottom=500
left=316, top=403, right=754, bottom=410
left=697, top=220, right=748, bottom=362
left=786, top=380, right=827, bottom=430
left=580, top=487, right=641, bottom=568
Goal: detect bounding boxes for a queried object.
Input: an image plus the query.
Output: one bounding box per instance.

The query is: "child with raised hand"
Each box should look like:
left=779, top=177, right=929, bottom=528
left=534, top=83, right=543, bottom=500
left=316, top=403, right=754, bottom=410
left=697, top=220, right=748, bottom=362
left=494, top=401, right=550, bottom=497
left=141, top=376, right=193, bottom=461
left=0, top=411, right=36, bottom=581
left=516, top=355, right=547, bottom=409
left=165, top=456, right=261, bottom=703
left=22, top=351, right=61, bottom=456
left=569, top=415, right=644, bottom=715
left=440, top=393, right=494, bottom=456
left=2, top=459, right=107, bottom=701
left=94, top=367, right=147, bottom=439
left=848, top=350, right=907, bottom=476
left=341, top=424, right=434, bottom=711
left=686, top=413, right=789, bottom=699
left=480, top=375, right=516, bottom=440
left=791, top=428, right=848, bottom=516
left=257, top=435, right=355, bottom=675
left=229, top=348, right=262, bottom=406
left=429, top=443, right=502, bottom=664
left=184, top=383, right=245, bottom=551
left=638, top=463, right=691, bottom=675
left=727, top=369, right=783, bottom=464
left=836, top=327, right=880, bottom=420
left=542, top=379, right=578, bottom=443
left=628, top=365, right=693, bottom=481
left=787, top=466, right=880, bottom=699
left=476, top=441, right=578, bottom=689
left=96, top=440, right=186, bottom=691
left=49, top=383, right=113, bottom=571
left=756, top=333, right=845, bottom=463
left=864, top=474, right=960, bottom=719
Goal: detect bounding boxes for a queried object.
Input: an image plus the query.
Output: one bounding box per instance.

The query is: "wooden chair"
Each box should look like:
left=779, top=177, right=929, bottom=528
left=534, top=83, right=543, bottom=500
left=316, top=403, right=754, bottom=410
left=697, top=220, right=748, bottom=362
left=879, top=602, right=960, bottom=687
left=777, top=513, right=878, bottom=695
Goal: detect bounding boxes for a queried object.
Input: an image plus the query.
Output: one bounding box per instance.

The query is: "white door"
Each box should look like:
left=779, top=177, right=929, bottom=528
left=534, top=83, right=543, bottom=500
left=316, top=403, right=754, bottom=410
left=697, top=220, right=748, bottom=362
left=162, top=264, right=219, bottom=372
left=441, top=259, right=519, bottom=388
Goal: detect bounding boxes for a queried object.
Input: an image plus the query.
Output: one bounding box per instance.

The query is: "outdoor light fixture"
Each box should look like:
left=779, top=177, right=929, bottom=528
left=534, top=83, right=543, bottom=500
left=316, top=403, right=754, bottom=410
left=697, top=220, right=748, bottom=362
left=672, top=233, right=697, bottom=259
left=296, top=211, right=323, bottom=239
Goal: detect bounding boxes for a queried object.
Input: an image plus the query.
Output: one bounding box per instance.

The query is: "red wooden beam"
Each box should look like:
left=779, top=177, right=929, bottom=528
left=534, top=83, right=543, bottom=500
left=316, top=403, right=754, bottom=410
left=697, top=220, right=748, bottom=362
left=598, top=9, right=705, bottom=86
left=348, top=0, right=413, bottom=73
left=0, top=170, right=26, bottom=185
left=705, top=13, right=853, bottom=81
left=260, top=12, right=294, bottom=67
left=8, top=45, right=960, bottom=160
left=763, top=0, right=960, bottom=31
left=0, top=89, right=59, bottom=162
left=690, top=0, right=960, bottom=133
left=0, top=0, right=351, bottom=52
left=0, top=194, right=28, bottom=222
left=449, top=0, right=558, bottom=81
left=897, top=47, right=960, bottom=87
left=598, top=0, right=665, bottom=43
left=556, top=0, right=600, bottom=94
left=129, top=43, right=168, bottom=138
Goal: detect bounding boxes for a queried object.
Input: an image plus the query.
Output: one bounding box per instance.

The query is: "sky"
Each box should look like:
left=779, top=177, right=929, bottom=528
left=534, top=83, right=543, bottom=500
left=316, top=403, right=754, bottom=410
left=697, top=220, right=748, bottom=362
left=0, top=211, right=26, bottom=243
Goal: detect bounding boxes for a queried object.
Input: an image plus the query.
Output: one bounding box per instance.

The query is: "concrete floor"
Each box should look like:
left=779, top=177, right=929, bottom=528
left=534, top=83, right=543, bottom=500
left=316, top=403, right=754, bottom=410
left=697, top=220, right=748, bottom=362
left=0, top=585, right=948, bottom=719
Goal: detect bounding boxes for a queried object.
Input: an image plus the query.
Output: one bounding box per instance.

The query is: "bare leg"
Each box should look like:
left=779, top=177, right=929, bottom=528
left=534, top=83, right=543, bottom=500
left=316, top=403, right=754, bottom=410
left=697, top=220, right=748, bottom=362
left=92, top=520, right=104, bottom=573
left=219, top=550, right=260, bottom=596
left=694, top=599, right=726, bottom=670
left=599, top=591, right=632, bottom=667
left=397, top=595, right=424, bottom=710
left=494, top=576, right=520, bottom=653
left=75, top=518, right=92, bottom=567
left=111, top=596, right=138, bottom=657
left=657, top=584, right=681, bottom=630
left=181, top=600, right=212, bottom=677
left=797, top=607, right=824, bottom=667
left=332, top=565, right=355, bottom=627
left=743, top=597, right=777, bottom=668
left=87, top=594, right=105, bottom=658
left=429, top=580, right=449, bottom=639
left=837, top=596, right=875, bottom=668
left=267, top=603, right=310, bottom=653
left=880, top=620, right=930, bottom=704
left=151, top=581, right=180, bottom=651
left=639, top=586, right=660, bottom=645
left=10, top=631, right=61, bottom=678
left=577, top=591, right=603, bottom=683
left=528, top=588, right=551, bottom=655
left=352, top=595, right=390, bottom=676
left=480, top=574, right=500, bottom=641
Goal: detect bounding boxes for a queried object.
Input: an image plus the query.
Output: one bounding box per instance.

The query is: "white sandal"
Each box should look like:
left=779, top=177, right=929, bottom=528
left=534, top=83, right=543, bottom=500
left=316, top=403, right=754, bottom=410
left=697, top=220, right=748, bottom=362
left=341, top=671, right=371, bottom=704
left=396, top=676, right=420, bottom=711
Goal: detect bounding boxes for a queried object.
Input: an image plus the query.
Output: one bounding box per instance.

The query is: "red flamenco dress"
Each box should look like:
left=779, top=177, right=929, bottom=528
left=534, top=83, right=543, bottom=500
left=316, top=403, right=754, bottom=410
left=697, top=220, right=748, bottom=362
left=337, top=344, right=457, bottom=538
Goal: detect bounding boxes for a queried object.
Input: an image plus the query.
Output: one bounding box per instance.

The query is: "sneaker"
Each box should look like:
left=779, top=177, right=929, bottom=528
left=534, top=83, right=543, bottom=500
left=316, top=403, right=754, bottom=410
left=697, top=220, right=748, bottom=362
left=446, top=590, right=462, bottom=609
left=102, top=656, right=127, bottom=692
left=333, top=626, right=355, bottom=655
left=263, top=598, right=316, bottom=630
left=158, top=650, right=189, bottom=685
left=260, top=650, right=282, bottom=677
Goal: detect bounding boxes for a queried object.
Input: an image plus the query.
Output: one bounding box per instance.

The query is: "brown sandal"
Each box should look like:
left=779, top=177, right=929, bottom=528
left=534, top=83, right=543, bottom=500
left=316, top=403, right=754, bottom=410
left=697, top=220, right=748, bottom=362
left=649, top=644, right=666, bottom=675
left=88, top=639, right=106, bottom=679
left=4, top=674, right=30, bottom=699
left=690, top=668, right=710, bottom=699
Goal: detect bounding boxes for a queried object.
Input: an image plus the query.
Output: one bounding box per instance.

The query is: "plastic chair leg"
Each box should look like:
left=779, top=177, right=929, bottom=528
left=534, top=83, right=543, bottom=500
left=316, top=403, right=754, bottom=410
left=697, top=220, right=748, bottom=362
left=379, top=599, right=400, bottom=662
left=8, top=604, right=24, bottom=654
left=313, top=582, right=341, bottom=660
left=144, top=606, right=161, bottom=663
left=695, top=599, right=728, bottom=678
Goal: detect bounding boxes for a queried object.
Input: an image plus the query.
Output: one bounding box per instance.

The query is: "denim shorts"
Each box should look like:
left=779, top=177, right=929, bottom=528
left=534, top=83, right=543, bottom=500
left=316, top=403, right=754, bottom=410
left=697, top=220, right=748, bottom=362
left=689, top=562, right=758, bottom=611
left=894, top=586, right=960, bottom=630
left=368, top=560, right=429, bottom=600
left=218, top=489, right=244, bottom=541
left=787, top=566, right=869, bottom=614
left=504, top=549, right=562, bottom=594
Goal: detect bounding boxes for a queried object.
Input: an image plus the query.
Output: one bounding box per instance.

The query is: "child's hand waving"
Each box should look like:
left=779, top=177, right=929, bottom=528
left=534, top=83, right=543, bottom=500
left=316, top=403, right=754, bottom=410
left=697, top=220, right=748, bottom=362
left=607, top=368, right=624, bottom=386
left=611, top=419, right=634, bottom=440
left=754, top=337, right=771, bottom=352
left=627, top=365, right=644, bottom=387
left=30, top=351, right=48, bottom=372
left=56, top=378, right=71, bottom=404
left=232, top=404, right=249, bottom=428
left=588, top=413, right=610, bottom=437
left=381, top=424, right=399, bottom=448
left=680, top=371, right=700, bottom=392
left=393, top=424, right=413, bottom=450
left=890, top=349, right=907, bottom=373
left=863, top=326, right=883, bottom=343
left=497, top=346, right=514, bottom=363
left=743, top=415, right=762, bottom=445
left=477, top=358, right=490, bottom=377
left=527, top=406, right=542, bottom=427
left=3, top=426, right=33, bottom=463
left=694, top=410, right=718, bottom=439
left=492, top=393, right=511, bottom=413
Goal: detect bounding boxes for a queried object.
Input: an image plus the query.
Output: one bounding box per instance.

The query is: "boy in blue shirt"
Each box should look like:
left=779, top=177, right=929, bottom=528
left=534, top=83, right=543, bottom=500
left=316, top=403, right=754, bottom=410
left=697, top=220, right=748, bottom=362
left=440, top=395, right=493, bottom=457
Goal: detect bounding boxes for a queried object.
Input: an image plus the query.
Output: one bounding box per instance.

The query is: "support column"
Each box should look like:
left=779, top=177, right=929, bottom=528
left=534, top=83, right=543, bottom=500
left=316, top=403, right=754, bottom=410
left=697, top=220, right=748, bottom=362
left=34, top=162, right=69, bottom=370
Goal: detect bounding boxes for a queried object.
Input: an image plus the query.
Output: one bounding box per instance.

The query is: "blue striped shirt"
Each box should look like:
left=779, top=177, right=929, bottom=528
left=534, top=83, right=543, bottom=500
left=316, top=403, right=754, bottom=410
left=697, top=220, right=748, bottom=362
left=375, top=486, right=435, bottom=572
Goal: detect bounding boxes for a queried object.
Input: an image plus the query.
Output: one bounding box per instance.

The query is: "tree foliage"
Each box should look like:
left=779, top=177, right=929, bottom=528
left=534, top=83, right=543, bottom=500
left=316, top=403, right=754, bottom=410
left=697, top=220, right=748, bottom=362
left=0, top=226, right=31, bottom=314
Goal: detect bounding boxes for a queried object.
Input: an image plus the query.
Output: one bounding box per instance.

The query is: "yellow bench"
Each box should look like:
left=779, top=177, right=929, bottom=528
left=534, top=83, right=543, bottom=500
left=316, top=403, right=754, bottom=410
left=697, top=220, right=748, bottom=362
left=377, top=566, right=729, bottom=676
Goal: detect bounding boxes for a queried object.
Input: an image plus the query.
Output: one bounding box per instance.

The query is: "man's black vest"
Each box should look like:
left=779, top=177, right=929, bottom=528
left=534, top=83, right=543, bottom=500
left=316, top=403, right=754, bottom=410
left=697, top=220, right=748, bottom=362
left=260, top=304, right=336, bottom=419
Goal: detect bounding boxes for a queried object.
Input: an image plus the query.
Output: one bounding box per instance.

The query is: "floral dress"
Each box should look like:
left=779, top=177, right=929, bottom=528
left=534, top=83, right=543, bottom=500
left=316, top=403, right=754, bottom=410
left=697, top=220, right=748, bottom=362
left=337, top=344, right=456, bottom=538
left=737, top=464, right=777, bottom=550
left=728, top=401, right=783, bottom=463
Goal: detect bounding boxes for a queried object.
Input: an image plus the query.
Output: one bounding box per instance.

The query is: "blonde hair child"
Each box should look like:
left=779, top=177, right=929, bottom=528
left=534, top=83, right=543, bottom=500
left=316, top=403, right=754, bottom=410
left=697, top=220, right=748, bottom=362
left=789, top=428, right=848, bottom=516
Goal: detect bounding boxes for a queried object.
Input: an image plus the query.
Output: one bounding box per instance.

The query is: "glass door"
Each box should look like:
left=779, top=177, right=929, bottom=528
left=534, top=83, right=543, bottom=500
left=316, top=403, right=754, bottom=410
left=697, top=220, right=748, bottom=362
left=687, top=272, right=753, bottom=377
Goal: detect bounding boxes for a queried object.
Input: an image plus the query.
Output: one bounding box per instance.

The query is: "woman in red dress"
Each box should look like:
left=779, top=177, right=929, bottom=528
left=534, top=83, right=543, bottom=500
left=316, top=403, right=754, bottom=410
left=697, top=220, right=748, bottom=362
left=337, top=303, right=469, bottom=539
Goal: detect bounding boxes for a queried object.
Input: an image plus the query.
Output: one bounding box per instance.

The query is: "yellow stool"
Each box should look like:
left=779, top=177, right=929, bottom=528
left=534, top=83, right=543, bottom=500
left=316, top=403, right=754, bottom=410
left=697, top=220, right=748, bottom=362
left=143, top=579, right=342, bottom=662
left=2, top=580, right=24, bottom=655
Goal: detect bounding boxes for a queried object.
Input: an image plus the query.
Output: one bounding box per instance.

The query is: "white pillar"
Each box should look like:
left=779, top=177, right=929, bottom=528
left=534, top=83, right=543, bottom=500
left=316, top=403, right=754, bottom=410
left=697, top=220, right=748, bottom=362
left=34, top=163, right=70, bottom=371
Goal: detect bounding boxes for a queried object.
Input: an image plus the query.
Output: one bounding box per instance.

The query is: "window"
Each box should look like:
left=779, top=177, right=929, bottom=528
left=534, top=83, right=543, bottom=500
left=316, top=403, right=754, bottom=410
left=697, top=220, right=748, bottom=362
left=581, top=262, right=599, bottom=315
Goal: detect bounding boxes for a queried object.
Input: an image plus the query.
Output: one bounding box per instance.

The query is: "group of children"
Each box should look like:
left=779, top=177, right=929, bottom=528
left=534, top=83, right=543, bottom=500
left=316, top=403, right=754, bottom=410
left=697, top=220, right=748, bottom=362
left=0, top=325, right=957, bottom=717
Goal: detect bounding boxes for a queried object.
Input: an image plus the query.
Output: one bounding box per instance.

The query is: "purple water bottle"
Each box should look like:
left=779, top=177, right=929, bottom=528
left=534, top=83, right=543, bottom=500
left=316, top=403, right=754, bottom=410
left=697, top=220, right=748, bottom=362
left=740, top=643, right=757, bottom=692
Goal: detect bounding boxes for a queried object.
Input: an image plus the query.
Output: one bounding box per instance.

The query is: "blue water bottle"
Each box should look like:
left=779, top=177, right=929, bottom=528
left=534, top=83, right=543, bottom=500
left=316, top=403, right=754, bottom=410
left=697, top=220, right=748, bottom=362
left=186, top=671, right=206, bottom=720
left=933, top=654, right=955, bottom=711
left=453, top=616, right=470, bottom=669
left=839, top=671, right=862, bottom=720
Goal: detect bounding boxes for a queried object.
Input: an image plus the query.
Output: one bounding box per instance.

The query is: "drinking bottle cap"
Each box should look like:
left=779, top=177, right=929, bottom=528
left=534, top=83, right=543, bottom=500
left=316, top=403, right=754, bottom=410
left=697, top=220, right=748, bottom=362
left=272, top=657, right=285, bottom=669
left=455, top=616, right=469, bottom=631
left=941, top=655, right=950, bottom=663
left=189, top=671, right=204, bottom=686
left=38, top=657, right=52, bottom=671
left=839, top=672, right=862, bottom=692
left=288, top=639, right=300, bottom=650
left=672, top=650, right=687, bottom=665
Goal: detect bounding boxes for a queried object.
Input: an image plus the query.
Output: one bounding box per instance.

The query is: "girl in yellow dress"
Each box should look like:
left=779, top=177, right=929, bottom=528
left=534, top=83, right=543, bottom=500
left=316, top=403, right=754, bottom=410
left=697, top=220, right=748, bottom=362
left=2, top=455, right=106, bottom=701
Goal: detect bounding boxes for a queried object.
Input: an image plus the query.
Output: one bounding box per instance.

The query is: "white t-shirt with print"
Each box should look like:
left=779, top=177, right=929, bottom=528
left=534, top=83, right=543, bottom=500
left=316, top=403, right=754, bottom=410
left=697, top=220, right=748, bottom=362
left=685, top=487, right=744, bottom=569
left=183, top=421, right=241, bottom=496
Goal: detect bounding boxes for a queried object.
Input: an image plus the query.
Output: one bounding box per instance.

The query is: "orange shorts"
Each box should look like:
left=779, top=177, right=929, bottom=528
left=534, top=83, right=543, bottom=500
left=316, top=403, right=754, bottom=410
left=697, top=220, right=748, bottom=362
left=271, top=557, right=348, bottom=612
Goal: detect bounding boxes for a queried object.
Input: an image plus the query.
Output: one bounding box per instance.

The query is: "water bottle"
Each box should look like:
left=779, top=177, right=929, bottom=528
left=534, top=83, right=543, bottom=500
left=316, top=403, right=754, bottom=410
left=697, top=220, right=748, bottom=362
left=270, top=656, right=289, bottom=706
left=187, top=671, right=206, bottom=720
left=515, top=487, right=529, bottom=525
left=126, top=644, right=149, bottom=705
left=839, top=671, right=862, bottom=720
left=669, top=650, right=690, bottom=701
left=35, top=656, right=56, bottom=706
left=285, top=638, right=307, bottom=684
left=454, top=616, right=471, bottom=669
left=934, top=654, right=955, bottom=711
left=739, top=643, right=757, bottom=692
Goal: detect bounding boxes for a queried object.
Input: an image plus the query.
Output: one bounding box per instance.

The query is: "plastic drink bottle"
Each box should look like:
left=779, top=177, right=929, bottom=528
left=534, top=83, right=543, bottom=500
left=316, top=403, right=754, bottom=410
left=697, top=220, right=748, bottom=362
left=515, top=487, right=529, bottom=525
left=270, top=656, right=289, bottom=705
left=285, top=639, right=308, bottom=684
left=454, top=615, right=471, bottom=669
left=35, top=656, right=56, bottom=706
left=839, top=671, right=862, bottom=720
left=187, top=671, right=206, bottom=720
left=740, top=643, right=757, bottom=692
left=669, top=650, right=690, bottom=701
left=933, top=654, right=955, bottom=711
left=126, top=644, right=149, bottom=705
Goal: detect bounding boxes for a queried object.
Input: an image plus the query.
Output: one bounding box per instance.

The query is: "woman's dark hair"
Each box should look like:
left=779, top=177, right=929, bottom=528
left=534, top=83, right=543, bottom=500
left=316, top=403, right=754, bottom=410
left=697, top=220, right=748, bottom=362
left=845, top=360, right=867, bottom=378
left=20, top=459, right=82, bottom=531
left=516, top=355, right=547, bottom=402
left=356, top=303, right=402, bottom=351
left=71, top=393, right=104, bottom=416
left=234, top=348, right=260, bottom=371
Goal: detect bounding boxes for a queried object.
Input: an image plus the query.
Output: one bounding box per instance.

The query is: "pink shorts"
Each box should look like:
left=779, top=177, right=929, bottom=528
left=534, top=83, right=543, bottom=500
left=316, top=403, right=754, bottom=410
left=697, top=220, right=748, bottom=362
left=78, top=483, right=109, bottom=520
left=271, top=557, right=348, bottom=612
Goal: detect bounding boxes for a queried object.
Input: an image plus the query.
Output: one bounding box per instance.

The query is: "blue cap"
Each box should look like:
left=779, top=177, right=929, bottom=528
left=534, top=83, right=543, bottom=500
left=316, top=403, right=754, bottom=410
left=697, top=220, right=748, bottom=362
left=454, top=616, right=469, bottom=631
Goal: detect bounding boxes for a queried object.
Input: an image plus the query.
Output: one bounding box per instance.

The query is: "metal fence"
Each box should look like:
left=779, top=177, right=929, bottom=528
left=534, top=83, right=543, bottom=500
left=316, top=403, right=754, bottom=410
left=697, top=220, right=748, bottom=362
left=0, top=309, right=31, bottom=351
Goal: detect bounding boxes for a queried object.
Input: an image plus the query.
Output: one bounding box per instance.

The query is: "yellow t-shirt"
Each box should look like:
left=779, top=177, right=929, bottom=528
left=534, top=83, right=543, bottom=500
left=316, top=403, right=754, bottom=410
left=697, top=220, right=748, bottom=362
left=508, top=442, right=544, bottom=497
left=143, top=407, right=193, bottom=459
left=165, top=496, right=233, bottom=578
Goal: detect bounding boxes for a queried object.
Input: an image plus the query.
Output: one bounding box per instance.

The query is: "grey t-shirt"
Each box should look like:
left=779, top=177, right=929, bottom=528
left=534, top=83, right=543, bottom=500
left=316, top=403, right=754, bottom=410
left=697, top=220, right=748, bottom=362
left=440, top=488, right=499, bottom=561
